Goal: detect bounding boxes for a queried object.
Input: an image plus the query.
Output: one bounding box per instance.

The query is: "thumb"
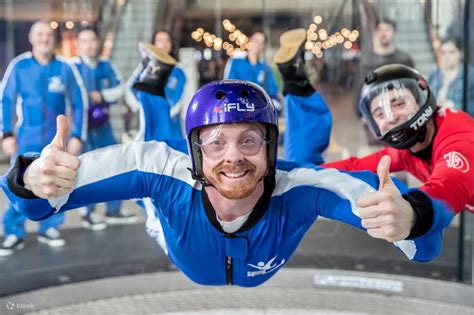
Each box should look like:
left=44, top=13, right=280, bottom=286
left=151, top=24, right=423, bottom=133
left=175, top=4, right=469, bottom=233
left=51, top=115, right=69, bottom=150
left=377, top=155, right=395, bottom=190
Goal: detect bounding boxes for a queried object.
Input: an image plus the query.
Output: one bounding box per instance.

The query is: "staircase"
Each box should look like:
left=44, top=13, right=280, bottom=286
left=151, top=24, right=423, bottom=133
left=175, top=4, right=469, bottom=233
left=101, top=0, right=163, bottom=139
left=110, top=0, right=163, bottom=78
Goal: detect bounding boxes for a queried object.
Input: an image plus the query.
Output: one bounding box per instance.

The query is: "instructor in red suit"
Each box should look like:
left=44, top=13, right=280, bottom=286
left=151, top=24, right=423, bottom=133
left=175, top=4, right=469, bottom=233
left=324, top=64, right=473, bottom=214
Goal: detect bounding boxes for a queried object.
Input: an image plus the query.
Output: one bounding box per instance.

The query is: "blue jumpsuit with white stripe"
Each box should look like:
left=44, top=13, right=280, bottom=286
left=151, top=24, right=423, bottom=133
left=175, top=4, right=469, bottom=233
left=0, top=52, right=87, bottom=237
left=2, top=138, right=453, bottom=286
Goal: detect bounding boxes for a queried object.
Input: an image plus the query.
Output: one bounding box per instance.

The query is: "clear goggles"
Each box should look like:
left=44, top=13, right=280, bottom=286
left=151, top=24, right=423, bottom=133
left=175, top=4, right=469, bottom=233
left=195, top=124, right=268, bottom=160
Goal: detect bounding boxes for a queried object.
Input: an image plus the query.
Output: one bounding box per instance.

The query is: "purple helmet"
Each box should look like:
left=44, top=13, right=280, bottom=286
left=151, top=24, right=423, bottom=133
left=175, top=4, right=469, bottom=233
left=88, top=103, right=109, bottom=129
left=185, top=80, right=278, bottom=181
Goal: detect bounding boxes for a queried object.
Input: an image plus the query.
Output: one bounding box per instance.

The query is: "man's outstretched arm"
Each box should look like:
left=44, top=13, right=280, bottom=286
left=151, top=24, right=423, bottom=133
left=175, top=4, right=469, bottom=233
left=1, top=115, right=191, bottom=221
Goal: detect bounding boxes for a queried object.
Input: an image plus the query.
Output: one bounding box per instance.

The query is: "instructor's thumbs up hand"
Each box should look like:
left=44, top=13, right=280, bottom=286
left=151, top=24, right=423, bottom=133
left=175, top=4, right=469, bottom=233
left=358, top=155, right=416, bottom=242
left=23, top=115, right=81, bottom=199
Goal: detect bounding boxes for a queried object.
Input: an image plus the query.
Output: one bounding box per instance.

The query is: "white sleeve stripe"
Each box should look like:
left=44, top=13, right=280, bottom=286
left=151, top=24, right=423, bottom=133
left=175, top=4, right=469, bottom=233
left=0, top=52, right=32, bottom=103
left=70, top=62, right=89, bottom=140
left=134, top=104, right=146, bottom=142
left=102, top=82, right=124, bottom=103
left=125, top=64, right=145, bottom=139
left=108, top=59, right=123, bottom=81
left=124, top=63, right=143, bottom=113
left=48, top=142, right=200, bottom=210
left=101, top=61, right=124, bottom=103
left=14, top=96, right=24, bottom=132
left=273, top=167, right=375, bottom=216
left=71, top=56, right=81, bottom=64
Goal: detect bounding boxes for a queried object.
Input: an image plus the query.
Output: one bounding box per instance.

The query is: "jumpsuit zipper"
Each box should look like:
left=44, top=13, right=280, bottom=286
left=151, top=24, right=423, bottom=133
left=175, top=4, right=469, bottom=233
left=225, top=233, right=233, bottom=285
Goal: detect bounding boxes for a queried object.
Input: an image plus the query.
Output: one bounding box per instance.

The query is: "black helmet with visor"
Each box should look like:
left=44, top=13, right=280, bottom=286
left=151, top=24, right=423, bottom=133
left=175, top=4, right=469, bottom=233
left=359, top=64, right=436, bottom=149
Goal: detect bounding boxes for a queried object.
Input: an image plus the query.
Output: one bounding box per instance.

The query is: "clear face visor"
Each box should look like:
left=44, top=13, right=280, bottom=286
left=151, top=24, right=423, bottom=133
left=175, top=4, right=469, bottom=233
left=195, top=123, right=268, bottom=160
left=361, top=79, right=428, bottom=138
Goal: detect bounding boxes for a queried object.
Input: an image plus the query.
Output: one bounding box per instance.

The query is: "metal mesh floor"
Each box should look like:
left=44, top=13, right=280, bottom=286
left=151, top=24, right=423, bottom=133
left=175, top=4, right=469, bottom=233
left=26, top=287, right=473, bottom=315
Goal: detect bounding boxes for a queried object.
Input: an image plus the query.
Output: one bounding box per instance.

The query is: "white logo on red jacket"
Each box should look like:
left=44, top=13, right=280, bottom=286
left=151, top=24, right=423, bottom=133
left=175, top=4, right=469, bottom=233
left=443, top=151, right=470, bottom=173
left=438, top=106, right=459, bottom=117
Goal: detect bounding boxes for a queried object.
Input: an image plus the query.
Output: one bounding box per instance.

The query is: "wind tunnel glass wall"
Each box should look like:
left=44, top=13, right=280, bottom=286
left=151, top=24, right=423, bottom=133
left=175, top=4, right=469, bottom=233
left=0, top=0, right=471, bottom=300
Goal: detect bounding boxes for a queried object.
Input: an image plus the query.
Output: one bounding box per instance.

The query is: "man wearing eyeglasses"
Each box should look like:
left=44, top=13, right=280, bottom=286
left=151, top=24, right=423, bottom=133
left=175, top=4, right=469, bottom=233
left=1, top=46, right=454, bottom=287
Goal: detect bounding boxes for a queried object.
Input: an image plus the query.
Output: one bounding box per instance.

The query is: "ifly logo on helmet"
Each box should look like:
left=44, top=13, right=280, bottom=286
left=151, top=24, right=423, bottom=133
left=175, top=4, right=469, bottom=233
left=410, top=107, right=433, bottom=130
left=215, top=102, right=255, bottom=113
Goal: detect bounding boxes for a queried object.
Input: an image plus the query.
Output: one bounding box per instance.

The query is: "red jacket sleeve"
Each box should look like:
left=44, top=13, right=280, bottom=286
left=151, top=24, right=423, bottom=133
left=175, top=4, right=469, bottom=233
left=323, top=147, right=405, bottom=173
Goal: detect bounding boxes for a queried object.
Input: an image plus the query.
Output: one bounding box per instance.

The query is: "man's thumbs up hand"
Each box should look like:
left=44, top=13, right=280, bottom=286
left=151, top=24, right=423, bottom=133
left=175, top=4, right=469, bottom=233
left=358, top=155, right=416, bottom=242
left=377, top=155, right=396, bottom=190
left=51, top=115, right=69, bottom=151
left=23, top=115, right=81, bottom=199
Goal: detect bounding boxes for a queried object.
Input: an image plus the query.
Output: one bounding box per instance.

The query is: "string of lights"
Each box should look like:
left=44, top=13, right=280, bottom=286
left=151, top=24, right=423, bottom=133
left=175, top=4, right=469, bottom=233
left=191, top=19, right=249, bottom=57
left=305, top=15, right=359, bottom=58
left=191, top=16, right=359, bottom=59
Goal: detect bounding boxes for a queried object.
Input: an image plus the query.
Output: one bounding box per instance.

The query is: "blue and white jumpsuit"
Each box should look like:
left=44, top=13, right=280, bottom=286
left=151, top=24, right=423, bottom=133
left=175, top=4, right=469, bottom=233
left=2, top=137, right=454, bottom=286
left=0, top=52, right=87, bottom=238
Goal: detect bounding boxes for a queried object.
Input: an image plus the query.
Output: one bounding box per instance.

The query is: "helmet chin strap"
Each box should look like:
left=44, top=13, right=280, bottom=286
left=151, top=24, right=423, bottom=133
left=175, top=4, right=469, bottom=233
left=414, top=116, right=437, bottom=148
left=415, top=127, right=427, bottom=144
left=187, top=167, right=213, bottom=188
left=201, top=179, right=214, bottom=188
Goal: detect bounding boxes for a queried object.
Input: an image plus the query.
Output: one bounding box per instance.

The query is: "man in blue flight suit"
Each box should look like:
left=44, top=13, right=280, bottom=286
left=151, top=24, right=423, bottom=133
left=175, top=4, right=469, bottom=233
left=1, top=46, right=454, bottom=286
left=274, top=28, right=332, bottom=164
left=0, top=20, right=87, bottom=255
left=73, top=26, right=136, bottom=230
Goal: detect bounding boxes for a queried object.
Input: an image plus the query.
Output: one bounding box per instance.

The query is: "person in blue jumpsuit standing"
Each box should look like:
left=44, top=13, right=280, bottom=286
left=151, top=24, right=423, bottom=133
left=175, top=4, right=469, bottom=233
left=1, top=73, right=454, bottom=286
left=224, top=31, right=281, bottom=111
left=274, top=28, right=332, bottom=164
left=73, top=27, right=136, bottom=230
left=125, top=29, right=185, bottom=142
left=0, top=20, right=87, bottom=256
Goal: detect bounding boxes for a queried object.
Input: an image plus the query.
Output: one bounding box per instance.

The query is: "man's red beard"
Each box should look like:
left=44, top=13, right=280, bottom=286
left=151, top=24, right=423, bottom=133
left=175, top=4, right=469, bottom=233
left=205, top=161, right=262, bottom=199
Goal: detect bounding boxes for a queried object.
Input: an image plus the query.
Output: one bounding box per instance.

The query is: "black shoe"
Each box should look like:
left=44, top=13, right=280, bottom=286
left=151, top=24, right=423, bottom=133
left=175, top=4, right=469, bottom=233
left=81, top=213, right=107, bottom=231
left=37, top=228, right=66, bottom=247
left=105, top=212, right=138, bottom=225
left=0, top=235, right=25, bottom=256
left=274, top=28, right=314, bottom=97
